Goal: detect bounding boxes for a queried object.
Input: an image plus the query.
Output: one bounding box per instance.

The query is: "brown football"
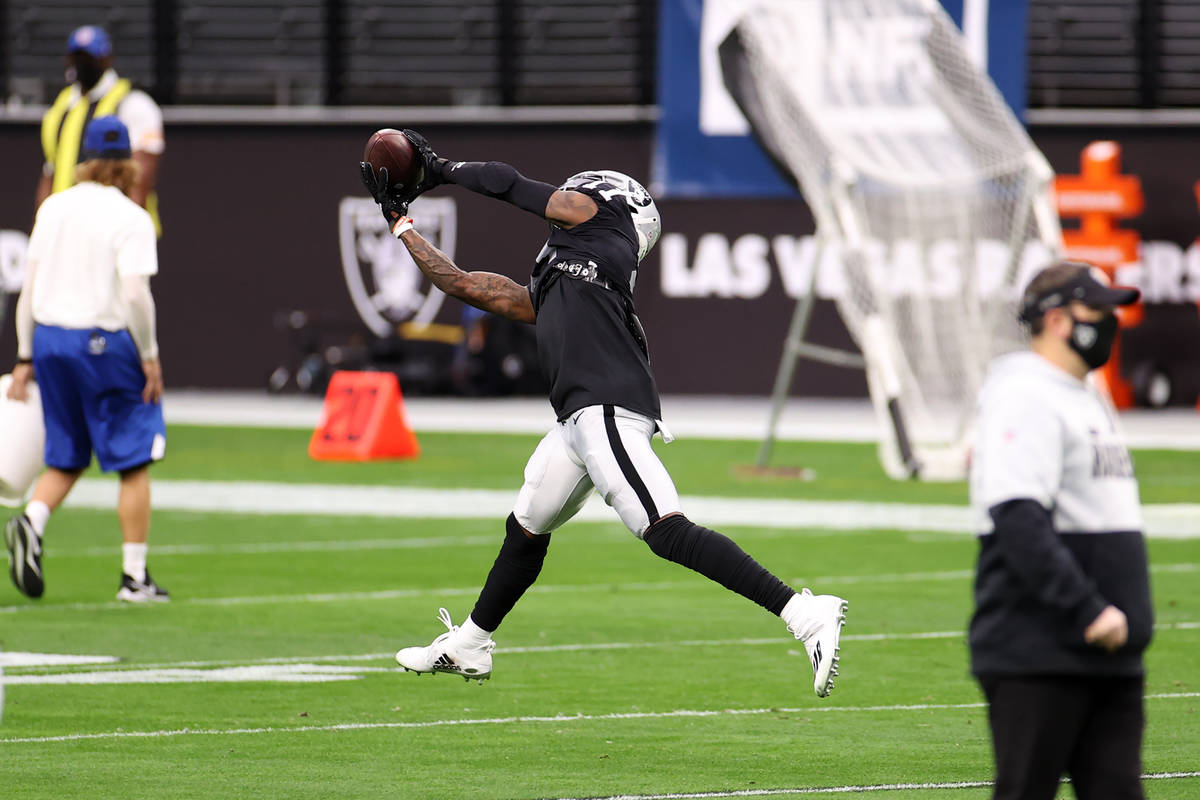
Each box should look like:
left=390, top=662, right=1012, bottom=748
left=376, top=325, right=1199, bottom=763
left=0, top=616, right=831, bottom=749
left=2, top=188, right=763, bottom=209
left=362, top=128, right=421, bottom=191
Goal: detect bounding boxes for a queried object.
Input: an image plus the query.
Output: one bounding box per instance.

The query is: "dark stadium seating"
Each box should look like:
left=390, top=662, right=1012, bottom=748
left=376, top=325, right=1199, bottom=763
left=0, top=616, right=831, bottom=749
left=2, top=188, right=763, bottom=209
left=6, top=0, right=157, bottom=101
left=1, top=1, right=1195, bottom=109
left=1, top=0, right=655, bottom=107
left=1029, top=0, right=1200, bottom=108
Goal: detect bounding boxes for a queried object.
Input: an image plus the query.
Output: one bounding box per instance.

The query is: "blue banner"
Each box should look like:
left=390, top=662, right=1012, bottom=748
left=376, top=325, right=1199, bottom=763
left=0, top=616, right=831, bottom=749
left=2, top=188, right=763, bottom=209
left=654, top=0, right=1030, bottom=198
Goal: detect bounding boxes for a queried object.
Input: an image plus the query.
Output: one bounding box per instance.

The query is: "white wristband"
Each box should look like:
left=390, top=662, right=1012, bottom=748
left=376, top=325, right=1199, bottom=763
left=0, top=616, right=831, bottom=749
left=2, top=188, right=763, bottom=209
left=390, top=217, right=415, bottom=238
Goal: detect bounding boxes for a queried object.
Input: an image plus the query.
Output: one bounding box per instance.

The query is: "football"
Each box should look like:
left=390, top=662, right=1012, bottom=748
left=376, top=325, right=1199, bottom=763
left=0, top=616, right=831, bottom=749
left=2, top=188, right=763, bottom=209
left=362, top=128, right=421, bottom=192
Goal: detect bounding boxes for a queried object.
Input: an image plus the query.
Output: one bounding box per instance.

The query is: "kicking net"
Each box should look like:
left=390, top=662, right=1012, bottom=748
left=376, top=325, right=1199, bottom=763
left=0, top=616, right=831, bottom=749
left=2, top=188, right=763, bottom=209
left=721, top=0, right=1061, bottom=479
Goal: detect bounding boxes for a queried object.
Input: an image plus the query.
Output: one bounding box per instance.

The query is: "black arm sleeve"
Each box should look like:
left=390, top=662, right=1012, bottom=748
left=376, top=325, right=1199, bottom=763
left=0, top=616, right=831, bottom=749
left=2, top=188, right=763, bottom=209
left=989, top=499, right=1109, bottom=629
left=435, top=160, right=556, bottom=217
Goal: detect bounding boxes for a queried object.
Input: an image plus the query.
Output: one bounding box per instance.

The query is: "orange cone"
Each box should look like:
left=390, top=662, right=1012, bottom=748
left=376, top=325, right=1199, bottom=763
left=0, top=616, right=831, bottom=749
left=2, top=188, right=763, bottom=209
left=308, top=371, right=420, bottom=461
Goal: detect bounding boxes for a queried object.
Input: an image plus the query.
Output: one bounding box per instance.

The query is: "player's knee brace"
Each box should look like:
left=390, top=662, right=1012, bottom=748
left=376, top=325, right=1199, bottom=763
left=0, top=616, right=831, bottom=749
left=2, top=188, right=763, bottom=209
left=644, top=514, right=794, bottom=615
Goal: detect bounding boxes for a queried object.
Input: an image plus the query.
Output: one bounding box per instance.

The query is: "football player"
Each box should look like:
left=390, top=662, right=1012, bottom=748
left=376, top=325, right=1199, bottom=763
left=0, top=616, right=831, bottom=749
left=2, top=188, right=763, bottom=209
left=360, top=132, right=847, bottom=697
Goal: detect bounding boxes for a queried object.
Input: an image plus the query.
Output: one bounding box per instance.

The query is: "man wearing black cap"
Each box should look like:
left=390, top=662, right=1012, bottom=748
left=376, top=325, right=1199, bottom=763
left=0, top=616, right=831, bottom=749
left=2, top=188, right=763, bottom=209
left=37, top=25, right=164, bottom=236
left=968, top=261, right=1152, bottom=799
left=6, top=116, right=169, bottom=603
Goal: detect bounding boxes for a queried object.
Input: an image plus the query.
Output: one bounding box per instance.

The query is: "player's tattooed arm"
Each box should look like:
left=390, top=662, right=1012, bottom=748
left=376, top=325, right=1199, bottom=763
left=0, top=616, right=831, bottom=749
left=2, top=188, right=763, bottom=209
left=399, top=229, right=535, bottom=324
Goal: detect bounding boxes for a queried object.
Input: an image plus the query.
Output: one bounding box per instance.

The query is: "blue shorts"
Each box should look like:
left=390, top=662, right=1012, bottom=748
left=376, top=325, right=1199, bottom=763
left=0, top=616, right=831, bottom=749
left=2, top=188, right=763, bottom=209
left=33, top=325, right=166, bottom=473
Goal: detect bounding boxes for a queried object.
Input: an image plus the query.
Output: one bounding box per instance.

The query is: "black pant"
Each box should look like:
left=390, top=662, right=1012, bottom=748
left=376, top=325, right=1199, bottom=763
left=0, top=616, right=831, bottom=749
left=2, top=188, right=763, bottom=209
left=979, top=674, right=1145, bottom=800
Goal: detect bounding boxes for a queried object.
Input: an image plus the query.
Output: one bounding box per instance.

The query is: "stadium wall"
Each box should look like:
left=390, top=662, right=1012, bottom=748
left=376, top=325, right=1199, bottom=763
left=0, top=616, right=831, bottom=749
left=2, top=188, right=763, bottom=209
left=0, top=121, right=1198, bottom=402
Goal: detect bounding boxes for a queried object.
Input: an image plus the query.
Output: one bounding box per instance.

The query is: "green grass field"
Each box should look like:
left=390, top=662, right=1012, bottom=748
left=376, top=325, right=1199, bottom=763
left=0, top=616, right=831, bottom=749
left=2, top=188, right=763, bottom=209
left=2, top=425, right=1197, bottom=799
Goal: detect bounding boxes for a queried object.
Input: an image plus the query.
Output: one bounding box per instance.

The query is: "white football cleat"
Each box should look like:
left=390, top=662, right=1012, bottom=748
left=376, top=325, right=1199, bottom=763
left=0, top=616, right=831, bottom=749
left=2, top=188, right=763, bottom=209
left=116, top=569, right=170, bottom=603
left=783, top=588, right=848, bottom=698
left=395, top=608, right=494, bottom=683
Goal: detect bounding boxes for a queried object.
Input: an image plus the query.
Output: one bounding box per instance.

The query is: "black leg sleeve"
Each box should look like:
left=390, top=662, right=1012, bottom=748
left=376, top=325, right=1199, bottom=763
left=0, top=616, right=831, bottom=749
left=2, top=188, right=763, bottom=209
left=470, top=513, right=551, bottom=631
left=643, top=515, right=795, bottom=615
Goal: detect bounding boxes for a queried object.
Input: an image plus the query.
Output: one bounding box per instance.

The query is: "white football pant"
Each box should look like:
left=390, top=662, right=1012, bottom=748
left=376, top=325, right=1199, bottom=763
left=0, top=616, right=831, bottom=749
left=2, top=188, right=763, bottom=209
left=513, top=404, right=680, bottom=538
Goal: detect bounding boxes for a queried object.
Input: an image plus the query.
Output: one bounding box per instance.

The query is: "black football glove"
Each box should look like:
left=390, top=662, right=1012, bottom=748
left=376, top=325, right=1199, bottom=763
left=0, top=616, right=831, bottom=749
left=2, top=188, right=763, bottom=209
left=359, top=162, right=411, bottom=233
left=401, top=128, right=449, bottom=198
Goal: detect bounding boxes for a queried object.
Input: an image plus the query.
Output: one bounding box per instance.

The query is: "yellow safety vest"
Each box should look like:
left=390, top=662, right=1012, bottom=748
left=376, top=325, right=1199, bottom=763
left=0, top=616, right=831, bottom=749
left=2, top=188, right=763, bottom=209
left=41, top=78, right=162, bottom=237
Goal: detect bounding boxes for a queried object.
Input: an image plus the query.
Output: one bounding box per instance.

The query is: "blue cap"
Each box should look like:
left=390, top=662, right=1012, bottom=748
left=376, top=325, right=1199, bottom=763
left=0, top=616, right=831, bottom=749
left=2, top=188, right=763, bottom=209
left=82, top=116, right=132, bottom=161
left=66, top=26, right=112, bottom=58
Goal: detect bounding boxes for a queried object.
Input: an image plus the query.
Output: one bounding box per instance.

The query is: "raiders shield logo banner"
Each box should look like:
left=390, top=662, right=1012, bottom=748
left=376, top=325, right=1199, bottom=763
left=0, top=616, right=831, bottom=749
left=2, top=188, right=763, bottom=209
left=338, top=196, right=458, bottom=337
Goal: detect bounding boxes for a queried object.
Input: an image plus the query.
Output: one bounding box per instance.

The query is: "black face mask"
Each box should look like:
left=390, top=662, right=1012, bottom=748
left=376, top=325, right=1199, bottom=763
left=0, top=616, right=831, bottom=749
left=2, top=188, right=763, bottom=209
left=66, top=60, right=105, bottom=91
left=1068, top=312, right=1119, bottom=369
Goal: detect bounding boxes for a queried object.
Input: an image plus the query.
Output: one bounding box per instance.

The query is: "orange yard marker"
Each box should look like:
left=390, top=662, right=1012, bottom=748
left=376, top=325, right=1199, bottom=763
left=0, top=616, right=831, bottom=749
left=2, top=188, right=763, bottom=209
left=308, top=371, right=420, bottom=461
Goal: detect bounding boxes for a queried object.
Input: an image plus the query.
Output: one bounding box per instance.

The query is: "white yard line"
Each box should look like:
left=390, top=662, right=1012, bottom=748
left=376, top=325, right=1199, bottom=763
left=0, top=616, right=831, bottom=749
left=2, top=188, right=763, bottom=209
left=542, top=772, right=1200, bottom=800
left=1, top=664, right=397, bottom=686
left=162, top=391, right=1200, bottom=451
left=3, top=558, right=1197, bottom=614
left=0, top=580, right=688, bottom=615
left=5, top=551, right=1199, bottom=614
left=6, top=624, right=1197, bottom=673
left=1, top=632, right=966, bottom=674
left=64, top=535, right=504, bottom=557
left=160, top=394, right=889, bottom=442
left=551, top=784, right=1001, bottom=800
left=1, top=696, right=1196, bottom=745
left=803, top=562, right=1200, bottom=586
left=61, top=479, right=1200, bottom=538
left=0, top=653, right=118, bottom=668
left=543, top=772, right=1200, bottom=799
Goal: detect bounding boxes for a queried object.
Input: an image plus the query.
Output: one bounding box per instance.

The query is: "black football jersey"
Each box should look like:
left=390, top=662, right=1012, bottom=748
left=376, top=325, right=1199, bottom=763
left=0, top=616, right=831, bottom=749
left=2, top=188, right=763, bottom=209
left=528, top=182, right=660, bottom=421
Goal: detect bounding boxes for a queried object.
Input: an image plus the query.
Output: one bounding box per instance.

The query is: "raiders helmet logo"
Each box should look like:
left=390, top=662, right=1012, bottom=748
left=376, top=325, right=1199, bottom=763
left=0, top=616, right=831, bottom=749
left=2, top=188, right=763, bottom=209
left=338, top=196, right=458, bottom=337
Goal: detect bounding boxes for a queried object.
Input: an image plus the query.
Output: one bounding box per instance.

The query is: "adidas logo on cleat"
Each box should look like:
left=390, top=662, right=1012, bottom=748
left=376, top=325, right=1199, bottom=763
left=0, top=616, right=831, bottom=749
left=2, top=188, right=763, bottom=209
left=395, top=608, right=495, bottom=684
left=784, top=590, right=848, bottom=698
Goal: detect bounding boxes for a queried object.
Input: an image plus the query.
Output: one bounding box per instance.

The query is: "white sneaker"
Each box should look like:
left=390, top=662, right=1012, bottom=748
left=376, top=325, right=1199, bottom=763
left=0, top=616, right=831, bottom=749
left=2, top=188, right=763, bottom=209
left=783, top=588, right=847, bottom=698
left=395, top=608, right=494, bottom=683
left=116, top=569, right=170, bottom=603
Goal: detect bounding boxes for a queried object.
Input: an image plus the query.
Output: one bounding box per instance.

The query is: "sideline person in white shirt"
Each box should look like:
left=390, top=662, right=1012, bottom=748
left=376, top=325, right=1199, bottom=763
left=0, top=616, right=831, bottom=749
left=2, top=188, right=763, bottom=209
left=969, top=261, right=1151, bottom=800
left=6, top=116, right=169, bottom=604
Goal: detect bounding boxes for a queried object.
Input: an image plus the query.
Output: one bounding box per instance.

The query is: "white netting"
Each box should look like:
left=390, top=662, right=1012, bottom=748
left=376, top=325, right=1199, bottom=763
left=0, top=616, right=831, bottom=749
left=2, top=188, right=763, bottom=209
left=721, top=0, right=1061, bottom=479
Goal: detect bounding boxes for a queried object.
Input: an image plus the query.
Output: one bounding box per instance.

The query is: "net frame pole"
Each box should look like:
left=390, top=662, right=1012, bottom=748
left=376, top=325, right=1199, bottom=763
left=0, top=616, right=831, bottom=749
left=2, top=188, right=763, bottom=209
left=756, top=236, right=866, bottom=467
left=731, top=0, right=1063, bottom=480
